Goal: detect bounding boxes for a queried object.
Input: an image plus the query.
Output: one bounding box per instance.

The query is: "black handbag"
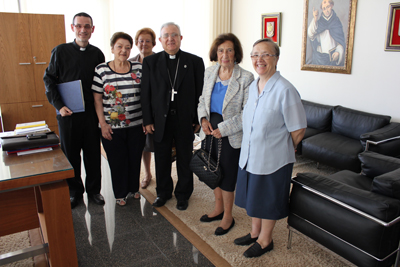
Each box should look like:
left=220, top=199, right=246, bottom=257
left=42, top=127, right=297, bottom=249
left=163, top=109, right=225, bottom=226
left=190, top=136, right=222, bottom=189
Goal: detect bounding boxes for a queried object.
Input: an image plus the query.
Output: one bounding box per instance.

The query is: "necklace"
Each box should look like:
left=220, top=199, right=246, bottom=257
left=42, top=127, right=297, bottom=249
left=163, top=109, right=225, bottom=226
left=167, top=58, right=180, bottom=101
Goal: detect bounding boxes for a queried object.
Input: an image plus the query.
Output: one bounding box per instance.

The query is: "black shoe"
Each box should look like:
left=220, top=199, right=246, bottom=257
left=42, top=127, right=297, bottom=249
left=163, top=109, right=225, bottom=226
left=153, top=197, right=168, bottom=207
left=215, top=219, right=235, bottom=236
left=200, top=212, right=224, bottom=222
left=88, top=193, right=105, bottom=205
left=243, top=240, right=274, bottom=258
left=176, top=199, right=188, bottom=210
left=234, top=233, right=258, bottom=246
left=70, top=195, right=82, bottom=209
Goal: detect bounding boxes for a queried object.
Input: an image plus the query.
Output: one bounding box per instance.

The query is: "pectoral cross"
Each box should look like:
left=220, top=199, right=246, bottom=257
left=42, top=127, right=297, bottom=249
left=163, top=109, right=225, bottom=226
left=171, top=88, right=178, bottom=101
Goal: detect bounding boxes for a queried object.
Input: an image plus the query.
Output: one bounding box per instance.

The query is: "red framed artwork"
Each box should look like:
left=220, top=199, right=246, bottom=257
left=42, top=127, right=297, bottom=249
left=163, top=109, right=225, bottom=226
left=261, top=13, right=281, bottom=46
left=385, top=2, right=400, bottom=51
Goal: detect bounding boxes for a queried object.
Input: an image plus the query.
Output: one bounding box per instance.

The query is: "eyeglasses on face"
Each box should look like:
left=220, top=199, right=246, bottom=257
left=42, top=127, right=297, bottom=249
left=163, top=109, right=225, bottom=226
left=138, top=39, right=152, bottom=44
left=250, top=53, right=276, bottom=60
left=161, top=33, right=179, bottom=39
left=73, top=24, right=92, bottom=30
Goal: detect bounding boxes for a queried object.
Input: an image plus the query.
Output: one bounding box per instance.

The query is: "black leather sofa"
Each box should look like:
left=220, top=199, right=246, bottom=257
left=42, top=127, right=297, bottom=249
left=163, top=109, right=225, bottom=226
left=288, top=151, right=400, bottom=267
left=299, top=100, right=400, bottom=172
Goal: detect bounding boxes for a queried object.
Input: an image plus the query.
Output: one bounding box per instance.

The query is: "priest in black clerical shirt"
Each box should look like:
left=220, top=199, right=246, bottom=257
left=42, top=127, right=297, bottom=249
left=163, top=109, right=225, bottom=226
left=44, top=12, right=105, bottom=209
left=141, top=22, right=205, bottom=211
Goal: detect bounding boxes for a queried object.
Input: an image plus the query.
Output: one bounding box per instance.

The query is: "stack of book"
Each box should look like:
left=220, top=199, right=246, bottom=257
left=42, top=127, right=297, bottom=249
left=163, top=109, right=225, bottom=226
left=0, top=121, right=59, bottom=155
left=14, top=120, right=50, bottom=135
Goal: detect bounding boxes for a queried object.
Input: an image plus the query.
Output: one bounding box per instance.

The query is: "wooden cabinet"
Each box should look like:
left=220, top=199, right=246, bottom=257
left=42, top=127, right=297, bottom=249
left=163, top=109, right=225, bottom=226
left=0, top=12, right=65, bottom=134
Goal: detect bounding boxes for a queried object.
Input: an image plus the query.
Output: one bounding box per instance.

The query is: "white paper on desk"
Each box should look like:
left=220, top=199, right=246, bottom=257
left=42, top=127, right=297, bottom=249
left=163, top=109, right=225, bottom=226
left=14, top=126, right=49, bottom=135
left=0, top=131, right=16, bottom=138
left=17, top=147, right=53, bottom=156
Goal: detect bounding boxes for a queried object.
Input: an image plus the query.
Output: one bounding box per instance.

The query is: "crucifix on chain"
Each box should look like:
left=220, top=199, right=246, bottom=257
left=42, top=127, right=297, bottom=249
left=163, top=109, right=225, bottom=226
left=168, top=58, right=180, bottom=102
left=171, top=88, right=178, bottom=101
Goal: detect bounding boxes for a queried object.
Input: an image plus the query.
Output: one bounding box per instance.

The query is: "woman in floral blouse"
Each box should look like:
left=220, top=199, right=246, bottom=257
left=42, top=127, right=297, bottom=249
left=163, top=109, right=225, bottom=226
left=92, top=32, right=146, bottom=206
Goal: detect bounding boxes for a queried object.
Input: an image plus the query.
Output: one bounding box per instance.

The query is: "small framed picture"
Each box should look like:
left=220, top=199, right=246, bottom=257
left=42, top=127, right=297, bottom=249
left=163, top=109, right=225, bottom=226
left=261, top=13, right=281, bottom=46
left=385, top=2, right=400, bottom=51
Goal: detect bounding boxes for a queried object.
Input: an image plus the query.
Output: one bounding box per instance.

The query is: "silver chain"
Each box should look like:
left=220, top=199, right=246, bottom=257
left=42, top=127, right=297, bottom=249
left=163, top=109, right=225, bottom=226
left=167, top=58, right=180, bottom=90
left=202, top=135, right=222, bottom=172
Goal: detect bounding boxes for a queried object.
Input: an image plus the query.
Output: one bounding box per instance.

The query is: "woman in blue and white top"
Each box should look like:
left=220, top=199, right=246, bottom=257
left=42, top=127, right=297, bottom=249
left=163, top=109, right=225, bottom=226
left=92, top=32, right=145, bottom=206
left=233, top=38, right=307, bottom=258
left=197, top=33, right=254, bottom=236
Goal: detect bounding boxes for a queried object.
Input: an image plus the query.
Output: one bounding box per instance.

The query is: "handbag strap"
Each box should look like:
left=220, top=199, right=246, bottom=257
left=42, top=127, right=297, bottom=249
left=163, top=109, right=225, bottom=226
left=207, top=135, right=222, bottom=173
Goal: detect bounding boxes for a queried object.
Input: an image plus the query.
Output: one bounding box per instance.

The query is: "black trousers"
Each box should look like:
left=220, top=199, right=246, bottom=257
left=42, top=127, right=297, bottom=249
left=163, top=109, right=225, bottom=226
left=153, top=112, right=194, bottom=201
left=101, top=126, right=146, bottom=199
left=57, top=107, right=101, bottom=197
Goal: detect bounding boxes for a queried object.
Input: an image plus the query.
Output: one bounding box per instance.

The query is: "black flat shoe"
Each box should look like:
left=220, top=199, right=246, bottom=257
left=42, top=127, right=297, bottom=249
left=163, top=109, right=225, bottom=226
left=88, top=193, right=105, bottom=205
left=176, top=199, right=188, bottom=210
left=200, top=212, right=224, bottom=222
left=70, top=195, right=82, bottom=209
left=152, top=197, right=168, bottom=207
left=215, top=219, right=235, bottom=236
left=243, top=240, right=274, bottom=258
left=234, top=233, right=258, bottom=246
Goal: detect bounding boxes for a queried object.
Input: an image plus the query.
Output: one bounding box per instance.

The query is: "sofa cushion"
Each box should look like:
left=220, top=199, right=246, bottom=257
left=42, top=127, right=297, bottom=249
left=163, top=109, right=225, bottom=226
left=359, top=151, right=400, bottom=178
left=329, top=170, right=373, bottom=191
left=302, top=100, right=333, bottom=132
left=371, top=168, right=400, bottom=200
left=303, top=127, right=324, bottom=139
left=296, top=128, right=322, bottom=154
left=331, top=106, right=391, bottom=140
left=302, top=132, right=363, bottom=172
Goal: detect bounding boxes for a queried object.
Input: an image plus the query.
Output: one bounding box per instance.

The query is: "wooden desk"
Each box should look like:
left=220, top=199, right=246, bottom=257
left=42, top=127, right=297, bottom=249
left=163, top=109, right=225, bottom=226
left=0, top=147, right=77, bottom=266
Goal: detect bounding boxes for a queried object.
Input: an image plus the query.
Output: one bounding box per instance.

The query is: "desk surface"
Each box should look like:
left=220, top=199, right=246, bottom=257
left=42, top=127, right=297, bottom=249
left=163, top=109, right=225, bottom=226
left=0, top=147, right=73, bottom=191
left=0, top=146, right=77, bottom=266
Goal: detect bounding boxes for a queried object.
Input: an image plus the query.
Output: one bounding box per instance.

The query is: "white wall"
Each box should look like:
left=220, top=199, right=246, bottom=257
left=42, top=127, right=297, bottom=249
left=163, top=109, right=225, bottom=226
left=232, top=0, right=400, bottom=121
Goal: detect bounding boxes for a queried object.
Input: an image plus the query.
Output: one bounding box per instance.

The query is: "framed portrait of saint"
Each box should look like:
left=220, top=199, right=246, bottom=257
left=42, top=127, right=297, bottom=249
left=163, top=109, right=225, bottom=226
left=301, top=0, right=358, bottom=74
left=261, top=13, right=281, bottom=46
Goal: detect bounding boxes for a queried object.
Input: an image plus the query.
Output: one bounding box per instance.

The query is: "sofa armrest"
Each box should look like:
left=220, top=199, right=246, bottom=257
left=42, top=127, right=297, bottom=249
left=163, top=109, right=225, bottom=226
left=360, top=122, right=400, bottom=157
left=293, top=173, right=400, bottom=224
left=358, top=151, right=400, bottom=177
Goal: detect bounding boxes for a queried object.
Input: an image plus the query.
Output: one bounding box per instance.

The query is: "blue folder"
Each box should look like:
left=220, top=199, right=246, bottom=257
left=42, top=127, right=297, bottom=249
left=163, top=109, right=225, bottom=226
left=56, top=80, right=85, bottom=115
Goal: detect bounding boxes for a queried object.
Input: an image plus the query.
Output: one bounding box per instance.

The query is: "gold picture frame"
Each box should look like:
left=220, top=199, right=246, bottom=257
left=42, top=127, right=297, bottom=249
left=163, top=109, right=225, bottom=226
left=261, top=13, right=281, bottom=46
left=301, top=0, right=358, bottom=74
left=385, top=2, right=400, bottom=51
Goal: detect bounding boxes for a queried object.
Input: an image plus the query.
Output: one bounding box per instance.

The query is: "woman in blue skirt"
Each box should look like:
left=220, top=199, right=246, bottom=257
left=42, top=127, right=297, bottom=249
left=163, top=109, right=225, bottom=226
left=234, top=38, right=307, bottom=258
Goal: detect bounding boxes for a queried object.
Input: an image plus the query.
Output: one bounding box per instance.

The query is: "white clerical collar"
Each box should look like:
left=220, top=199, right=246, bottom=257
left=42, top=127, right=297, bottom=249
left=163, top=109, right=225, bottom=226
left=80, top=47, right=86, bottom=51
left=169, top=54, right=176, bottom=59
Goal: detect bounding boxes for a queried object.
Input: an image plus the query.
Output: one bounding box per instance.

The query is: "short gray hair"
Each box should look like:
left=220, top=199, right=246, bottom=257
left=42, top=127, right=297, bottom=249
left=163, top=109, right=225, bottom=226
left=252, top=38, right=280, bottom=57
left=160, top=22, right=181, bottom=37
